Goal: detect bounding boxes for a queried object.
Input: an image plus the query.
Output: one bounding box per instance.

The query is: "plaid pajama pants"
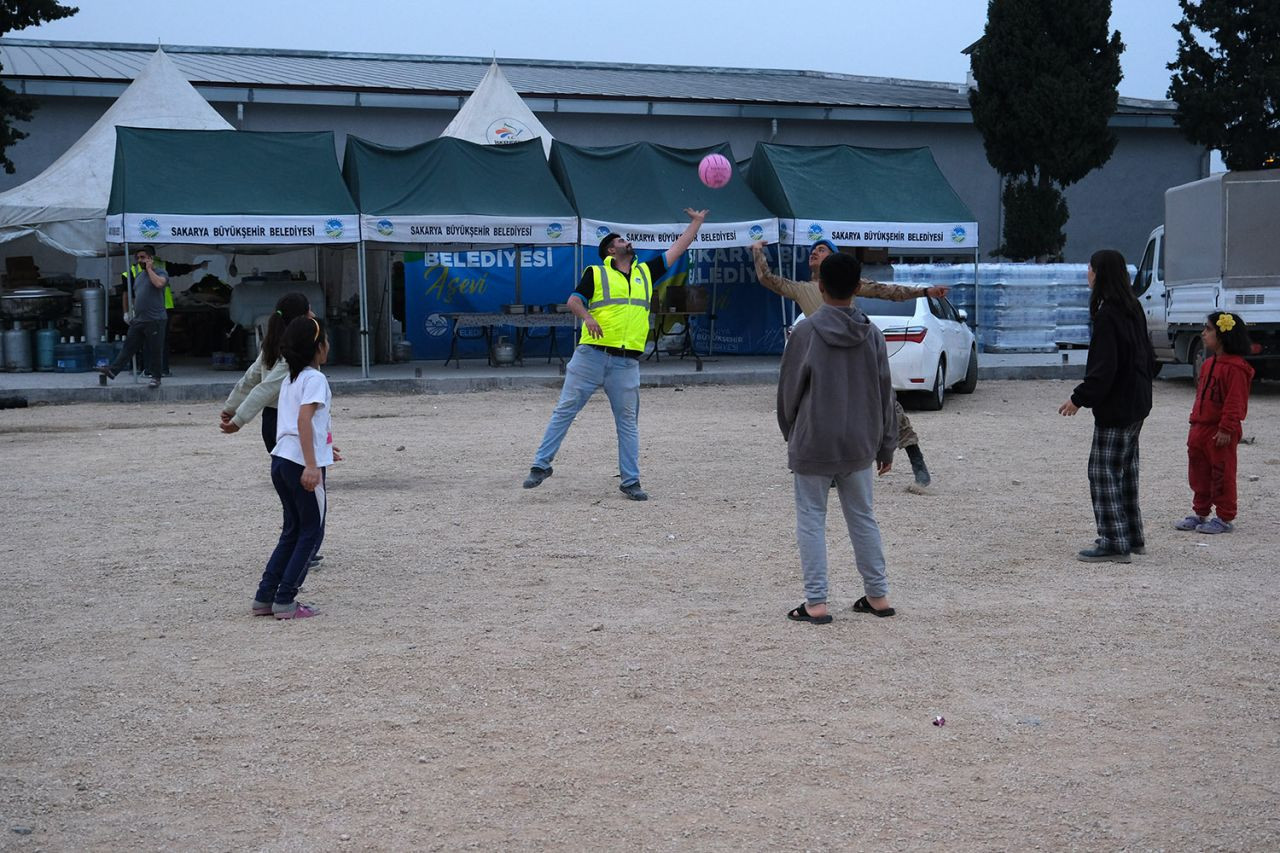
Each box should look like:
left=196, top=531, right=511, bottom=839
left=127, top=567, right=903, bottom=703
left=1087, top=421, right=1146, bottom=552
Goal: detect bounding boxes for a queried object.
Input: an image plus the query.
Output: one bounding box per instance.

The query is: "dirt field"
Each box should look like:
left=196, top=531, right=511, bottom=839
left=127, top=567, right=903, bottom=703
left=2, top=376, right=1278, bottom=851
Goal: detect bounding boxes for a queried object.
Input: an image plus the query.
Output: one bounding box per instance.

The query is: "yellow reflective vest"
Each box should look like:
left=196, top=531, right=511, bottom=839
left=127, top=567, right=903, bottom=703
left=126, top=259, right=173, bottom=309
left=582, top=258, right=653, bottom=351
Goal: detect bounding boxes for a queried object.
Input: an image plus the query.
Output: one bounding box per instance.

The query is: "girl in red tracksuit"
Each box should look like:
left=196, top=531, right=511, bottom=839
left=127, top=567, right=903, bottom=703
left=1176, top=312, right=1254, bottom=534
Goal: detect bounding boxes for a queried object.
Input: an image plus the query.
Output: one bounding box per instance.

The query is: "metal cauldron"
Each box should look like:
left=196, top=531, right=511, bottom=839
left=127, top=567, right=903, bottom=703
left=0, top=287, right=73, bottom=321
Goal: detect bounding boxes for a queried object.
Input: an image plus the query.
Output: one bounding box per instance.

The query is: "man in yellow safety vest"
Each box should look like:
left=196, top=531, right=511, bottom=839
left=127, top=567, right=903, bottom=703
left=523, top=208, right=708, bottom=501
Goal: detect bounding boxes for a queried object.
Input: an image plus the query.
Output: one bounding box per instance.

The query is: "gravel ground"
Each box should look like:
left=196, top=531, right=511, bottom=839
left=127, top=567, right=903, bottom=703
left=1, top=376, right=1278, bottom=851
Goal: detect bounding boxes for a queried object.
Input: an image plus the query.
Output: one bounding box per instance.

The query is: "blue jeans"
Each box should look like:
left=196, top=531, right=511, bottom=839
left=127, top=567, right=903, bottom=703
left=532, top=344, right=642, bottom=486
left=256, top=457, right=327, bottom=606
left=794, top=467, right=888, bottom=604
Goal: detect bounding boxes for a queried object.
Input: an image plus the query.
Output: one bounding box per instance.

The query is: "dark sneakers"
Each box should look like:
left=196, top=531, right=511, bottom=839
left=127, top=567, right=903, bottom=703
left=1077, top=545, right=1131, bottom=563
left=619, top=482, right=649, bottom=501
left=523, top=466, right=552, bottom=489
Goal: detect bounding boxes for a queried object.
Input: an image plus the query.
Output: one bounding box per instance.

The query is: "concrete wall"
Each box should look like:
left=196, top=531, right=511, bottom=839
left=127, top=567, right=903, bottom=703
left=0, top=95, right=1205, bottom=264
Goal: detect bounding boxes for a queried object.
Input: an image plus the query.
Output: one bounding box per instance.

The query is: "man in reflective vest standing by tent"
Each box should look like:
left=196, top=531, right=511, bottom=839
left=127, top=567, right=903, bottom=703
left=119, top=245, right=208, bottom=376
left=523, top=207, right=708, bottom=501
left=99, top=245, right=169, bottom=389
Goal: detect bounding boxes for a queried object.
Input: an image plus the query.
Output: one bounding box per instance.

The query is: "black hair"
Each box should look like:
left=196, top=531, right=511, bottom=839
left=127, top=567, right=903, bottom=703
left=819, top=252, right=862, bottom=300
left=1088, top=248, right=1142, bottom=321
left=280, top=315, right=326, bottom=380
left=261, top=291, right=311, bottom=366
left=598, top=233, right=621, bottom=260
left=1207, top=312, right=1252, bottom=356
left=138, top=244, right=156, bottom=257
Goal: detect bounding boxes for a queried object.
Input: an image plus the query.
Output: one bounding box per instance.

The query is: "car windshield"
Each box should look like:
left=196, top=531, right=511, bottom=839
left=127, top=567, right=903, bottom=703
left=856, top=296, right=917, bottom=317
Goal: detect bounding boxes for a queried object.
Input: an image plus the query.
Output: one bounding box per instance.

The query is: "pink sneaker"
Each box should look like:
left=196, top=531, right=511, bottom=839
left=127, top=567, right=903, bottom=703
left=251, top=603, right=273, bottom=616
left=274, top=603, right=319, bottom=620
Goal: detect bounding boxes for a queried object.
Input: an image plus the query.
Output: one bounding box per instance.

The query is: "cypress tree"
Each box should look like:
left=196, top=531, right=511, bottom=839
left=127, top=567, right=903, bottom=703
left=969, top=0, right=1124, bottom=259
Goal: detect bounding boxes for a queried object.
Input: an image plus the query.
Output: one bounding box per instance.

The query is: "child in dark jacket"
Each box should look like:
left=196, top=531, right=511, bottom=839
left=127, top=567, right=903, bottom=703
left=1058, top=249, right=1156, bottom=563
left=1177, top=312, right=1254, bottom=534
left=777, top=252, right=897, bottom=625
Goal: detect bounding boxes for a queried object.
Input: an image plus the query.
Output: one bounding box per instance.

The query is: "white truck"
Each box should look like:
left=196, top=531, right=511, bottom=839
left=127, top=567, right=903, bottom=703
left=1133, top=169, right=1279, bottom=379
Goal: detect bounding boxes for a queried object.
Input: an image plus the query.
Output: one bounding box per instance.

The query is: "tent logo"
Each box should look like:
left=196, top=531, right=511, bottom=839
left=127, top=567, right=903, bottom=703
left=779, top=221, right=790, bottom=240
left=748, top=225, right=764, bottom=241
left=139, top=218, right=160, bottom=239
left=376, top=219, right=395, bottom=237
left=325, top=219, right=345, bottom=239
left=424, top=313, right=450, bottom=338
left=951, top=226, right=967, bottom=244
left=546, top=222, right=563, bottom=240
left=594, top=225, right=611, bottom=240
left=487, top=118, right=531, bottom=145
left=807, top=223, right=824, bottom=241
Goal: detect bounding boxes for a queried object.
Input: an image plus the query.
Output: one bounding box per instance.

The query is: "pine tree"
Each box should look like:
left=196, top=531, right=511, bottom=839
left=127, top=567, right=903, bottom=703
left=968, top=0, right=1124, bottom=259
left=0, top=1, right=79, bottom=174
left=1169, top=0, right=1280, bottom=171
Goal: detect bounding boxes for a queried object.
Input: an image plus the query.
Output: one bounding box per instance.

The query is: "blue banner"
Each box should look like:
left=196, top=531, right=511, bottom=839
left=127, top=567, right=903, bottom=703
left=404, top=247, right=578, bottom=359
left=404, top=245, right=809, bottom=359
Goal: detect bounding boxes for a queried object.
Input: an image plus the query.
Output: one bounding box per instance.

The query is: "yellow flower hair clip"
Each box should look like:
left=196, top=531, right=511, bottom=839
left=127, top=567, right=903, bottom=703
left=1216, top=313, right=1236, bottom=333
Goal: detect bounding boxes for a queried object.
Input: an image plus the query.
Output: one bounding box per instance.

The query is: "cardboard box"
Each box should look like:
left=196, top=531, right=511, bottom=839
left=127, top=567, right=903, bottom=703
left=685, top=286, right=709, bottom=313
left=663, top=284, right=686, bottom=311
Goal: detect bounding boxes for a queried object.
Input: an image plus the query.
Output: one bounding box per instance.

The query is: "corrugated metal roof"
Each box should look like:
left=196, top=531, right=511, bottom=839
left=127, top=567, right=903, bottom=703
left=0, top=38, right=1175, bottom=115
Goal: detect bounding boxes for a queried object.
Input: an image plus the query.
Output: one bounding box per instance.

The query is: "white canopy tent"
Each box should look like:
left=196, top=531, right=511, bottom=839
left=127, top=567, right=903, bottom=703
left=440, top=60, right=553, bottom=158
left=0, top=48, right=232, bottom=257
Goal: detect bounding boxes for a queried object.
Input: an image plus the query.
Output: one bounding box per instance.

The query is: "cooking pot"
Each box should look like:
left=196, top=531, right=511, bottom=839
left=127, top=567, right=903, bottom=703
left=0, top=287, right=73, bottom=321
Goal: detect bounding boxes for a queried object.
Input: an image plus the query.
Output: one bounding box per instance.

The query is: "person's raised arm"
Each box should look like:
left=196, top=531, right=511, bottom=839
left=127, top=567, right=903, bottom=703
left=664, top=208, right=708, bottom=268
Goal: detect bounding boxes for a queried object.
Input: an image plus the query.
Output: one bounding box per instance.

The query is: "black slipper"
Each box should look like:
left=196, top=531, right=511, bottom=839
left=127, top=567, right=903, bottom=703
left=852, top=596, right=896, bottom=618
left=787, top=603, right=833, bottom=625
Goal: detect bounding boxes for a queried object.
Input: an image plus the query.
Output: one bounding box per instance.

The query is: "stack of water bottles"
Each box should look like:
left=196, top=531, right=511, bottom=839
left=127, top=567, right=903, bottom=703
left=888, top=262, right=1119, bottom=353
left=977, top=264, right=1060, bottom=352
left=1052, top=264, right=1092, bottom=347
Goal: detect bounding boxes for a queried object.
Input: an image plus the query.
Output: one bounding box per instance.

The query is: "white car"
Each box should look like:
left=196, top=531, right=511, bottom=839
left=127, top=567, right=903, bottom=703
left=794, top=295, right=978, bottom=410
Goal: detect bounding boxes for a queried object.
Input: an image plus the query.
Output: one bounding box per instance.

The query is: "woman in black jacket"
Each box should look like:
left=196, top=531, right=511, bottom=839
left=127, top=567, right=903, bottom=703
left=1058, top=249, right=1157, bottom=563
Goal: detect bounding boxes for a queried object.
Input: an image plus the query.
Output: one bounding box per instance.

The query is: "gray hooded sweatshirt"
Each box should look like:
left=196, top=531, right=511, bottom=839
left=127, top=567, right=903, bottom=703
left=777, top=304, right=897, bottom=474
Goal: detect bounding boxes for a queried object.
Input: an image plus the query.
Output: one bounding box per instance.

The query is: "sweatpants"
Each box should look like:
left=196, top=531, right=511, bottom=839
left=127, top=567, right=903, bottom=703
left=1087, top=421, right=1145, bottom=553
left=1188, top=423, right=1239, bottom=522
left=794, top=467, right=888, bottom=604
left=256, top=457, right=327, bottom=606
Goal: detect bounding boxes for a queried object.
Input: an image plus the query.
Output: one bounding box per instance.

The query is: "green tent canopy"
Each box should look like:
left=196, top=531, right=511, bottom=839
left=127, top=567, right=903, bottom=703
left=549, top=141, right=777, bottom=250
left=106, top=128, right=358, bottom=246
left=343, top=136, right=578, bottom=246
left=748, top=143, right=978, bottom=251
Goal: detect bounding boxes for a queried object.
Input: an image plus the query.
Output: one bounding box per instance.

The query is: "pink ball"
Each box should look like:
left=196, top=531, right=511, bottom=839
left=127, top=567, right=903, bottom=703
left=698, top=153, right=732, bottom=189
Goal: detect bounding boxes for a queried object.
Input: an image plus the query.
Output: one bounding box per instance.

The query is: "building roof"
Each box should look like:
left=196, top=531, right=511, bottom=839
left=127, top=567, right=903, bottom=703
left=0, top=38, right=1176, bottom=126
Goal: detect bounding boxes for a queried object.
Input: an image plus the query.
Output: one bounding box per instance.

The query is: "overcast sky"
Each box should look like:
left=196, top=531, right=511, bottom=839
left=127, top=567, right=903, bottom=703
left=17, top=0, right=1185, bottom=101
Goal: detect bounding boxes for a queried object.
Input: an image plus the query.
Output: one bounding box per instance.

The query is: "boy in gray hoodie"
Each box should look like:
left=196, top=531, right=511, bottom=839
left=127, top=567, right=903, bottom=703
left=777, top=252, right=898, bottom=625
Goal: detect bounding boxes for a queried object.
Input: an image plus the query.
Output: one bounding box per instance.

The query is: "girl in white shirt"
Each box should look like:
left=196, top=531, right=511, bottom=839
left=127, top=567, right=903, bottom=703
left=252, top=316, right=339, bottom=620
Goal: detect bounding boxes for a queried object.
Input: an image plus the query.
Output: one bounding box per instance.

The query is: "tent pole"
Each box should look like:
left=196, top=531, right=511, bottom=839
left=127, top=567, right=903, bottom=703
left=357, top=240, right=370, bottom=378
left=122, top=238, right=138, bottom=380
left=774, top=241, right=786, bottom=346
left=708, top=248, right=716, bottom=356
left=973, top=246, right=981, bottom=352
left=514, top=244, right=523, bottom=305
left=383, top=250, right=393, bottom=363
